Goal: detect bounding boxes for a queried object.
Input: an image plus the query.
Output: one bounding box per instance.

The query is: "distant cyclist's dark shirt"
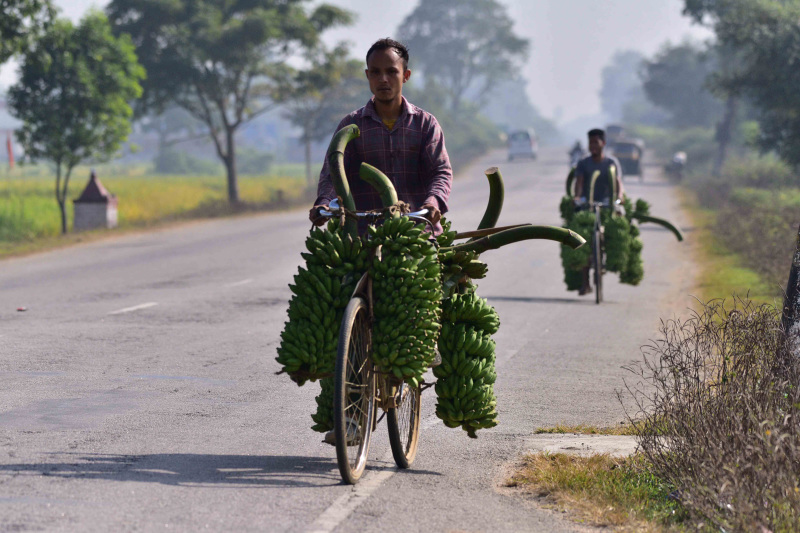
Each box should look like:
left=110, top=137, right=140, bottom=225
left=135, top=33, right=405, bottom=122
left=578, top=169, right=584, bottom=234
left=575, top=155, right=622, bottom=202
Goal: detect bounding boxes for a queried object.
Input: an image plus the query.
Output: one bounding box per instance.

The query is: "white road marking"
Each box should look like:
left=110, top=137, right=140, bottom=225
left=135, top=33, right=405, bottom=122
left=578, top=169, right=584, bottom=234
left=307, top=466, right=396, bottom=533
left=307, top=365, right=511, bottom=531
left=225, top=279, right=253, bottom=288
left=108, top=302, right=158, bottom=315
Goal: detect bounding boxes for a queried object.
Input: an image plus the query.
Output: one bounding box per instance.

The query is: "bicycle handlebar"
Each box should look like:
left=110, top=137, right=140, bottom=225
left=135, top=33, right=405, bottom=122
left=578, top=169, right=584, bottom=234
left=318, top=200, right=429, bottom=220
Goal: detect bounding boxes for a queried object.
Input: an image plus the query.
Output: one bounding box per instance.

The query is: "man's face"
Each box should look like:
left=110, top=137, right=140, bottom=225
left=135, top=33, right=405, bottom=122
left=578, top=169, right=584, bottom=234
left=588, top=135, right=605, bottom=157
left=365, top=48, right=410, bottom=104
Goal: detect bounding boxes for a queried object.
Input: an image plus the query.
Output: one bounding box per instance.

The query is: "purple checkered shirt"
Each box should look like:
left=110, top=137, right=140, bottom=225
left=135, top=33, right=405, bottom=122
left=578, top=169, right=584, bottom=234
left=314, top=96, right=453, bottom=235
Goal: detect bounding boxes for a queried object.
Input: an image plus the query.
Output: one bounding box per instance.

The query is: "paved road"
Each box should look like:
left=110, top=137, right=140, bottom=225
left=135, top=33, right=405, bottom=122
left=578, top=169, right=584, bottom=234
left=0, top=147, right=694, bottom=532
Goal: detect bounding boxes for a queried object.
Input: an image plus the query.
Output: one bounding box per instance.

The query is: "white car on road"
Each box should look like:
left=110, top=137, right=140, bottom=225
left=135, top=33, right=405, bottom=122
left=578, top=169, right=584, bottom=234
left=507, top=129, right=538, bottom=161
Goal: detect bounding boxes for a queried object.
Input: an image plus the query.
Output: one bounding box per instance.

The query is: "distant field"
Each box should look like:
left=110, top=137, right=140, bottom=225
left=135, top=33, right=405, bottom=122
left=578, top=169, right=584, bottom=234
left=0, top=162, right=318, bottom=257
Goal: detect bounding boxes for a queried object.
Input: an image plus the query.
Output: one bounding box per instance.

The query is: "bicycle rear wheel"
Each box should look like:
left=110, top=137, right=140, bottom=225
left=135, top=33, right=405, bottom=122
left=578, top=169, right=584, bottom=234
left=334, top=296, right=376, bottom=484
left=593, top=229, right=604, bottom=304
left=387, top=381, right=421, bottom=468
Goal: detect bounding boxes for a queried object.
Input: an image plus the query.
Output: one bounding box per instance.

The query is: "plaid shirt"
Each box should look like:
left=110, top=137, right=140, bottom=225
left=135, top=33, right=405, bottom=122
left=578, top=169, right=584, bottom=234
left=314, top=96, right=453, bottom=235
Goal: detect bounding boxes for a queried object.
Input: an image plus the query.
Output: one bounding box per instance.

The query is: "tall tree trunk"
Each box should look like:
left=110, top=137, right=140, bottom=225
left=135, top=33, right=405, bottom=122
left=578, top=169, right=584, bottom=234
left=304, top=132, right=312, bottom=187
left=225, top=127, right=239, bottom=203
left=713, top=95, right=738, bottom=177
left=54, top=163, right=67, bottom=235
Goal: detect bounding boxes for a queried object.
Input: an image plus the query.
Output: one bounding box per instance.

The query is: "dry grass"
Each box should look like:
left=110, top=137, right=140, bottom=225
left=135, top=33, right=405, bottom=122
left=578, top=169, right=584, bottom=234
left=623, top=296, right=800, bottom=532
left=508, top=453, right=687, bottom=532
left=534, top=423, right=637, bottom=436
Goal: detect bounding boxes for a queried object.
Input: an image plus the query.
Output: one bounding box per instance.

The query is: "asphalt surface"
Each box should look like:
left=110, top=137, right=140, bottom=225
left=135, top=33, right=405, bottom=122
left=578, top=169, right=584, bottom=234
left=0, top=147, right=694, bottom=532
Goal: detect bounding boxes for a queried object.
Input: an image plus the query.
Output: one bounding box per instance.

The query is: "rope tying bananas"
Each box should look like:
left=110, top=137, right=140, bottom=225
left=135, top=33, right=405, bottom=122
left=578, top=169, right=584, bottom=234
left=367, top=215, right=443, bottom=388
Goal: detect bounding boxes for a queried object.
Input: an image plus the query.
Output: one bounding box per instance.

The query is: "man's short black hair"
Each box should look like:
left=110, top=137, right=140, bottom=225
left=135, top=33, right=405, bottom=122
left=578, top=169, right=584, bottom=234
left=588, top=128, right=605, bottom=142
left=366, top=38, right=409, bottom=70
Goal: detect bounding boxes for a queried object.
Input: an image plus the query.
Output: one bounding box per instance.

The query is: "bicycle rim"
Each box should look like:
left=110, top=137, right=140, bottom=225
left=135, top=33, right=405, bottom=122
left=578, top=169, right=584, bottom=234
left=334, top=297, right=375, bottom=484
left=387, top=382, right=421, bottom=468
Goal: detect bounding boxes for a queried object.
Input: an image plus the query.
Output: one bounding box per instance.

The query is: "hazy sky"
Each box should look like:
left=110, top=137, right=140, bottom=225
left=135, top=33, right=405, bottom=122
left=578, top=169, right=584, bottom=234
left=0, top=0, right=711, bottom=124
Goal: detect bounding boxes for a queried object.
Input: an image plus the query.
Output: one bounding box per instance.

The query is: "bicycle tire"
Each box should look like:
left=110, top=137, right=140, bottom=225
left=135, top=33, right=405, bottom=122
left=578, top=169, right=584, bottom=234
left=594, top=228, right=603, bottom=304
left=334, top=296, right=376, bottom=484
left=387, top=381, right=421, bottom=468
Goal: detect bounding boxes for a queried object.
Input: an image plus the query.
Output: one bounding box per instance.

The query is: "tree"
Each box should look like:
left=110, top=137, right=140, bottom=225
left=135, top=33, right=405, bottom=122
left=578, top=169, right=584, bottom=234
left=398, top=0, right=529, bottom=112
left=277, top=44, right=367, bottom=185
left=641, top=42, right=723, bottom=128
left=683, top=0, right=800, bottom=167
left=0, top=0, right=54, bottom=64
left=7, top=11, right=144, bottom=234
left=600, top=51, right=646, bottom=121
left=106, top=0, right=353, bottom=203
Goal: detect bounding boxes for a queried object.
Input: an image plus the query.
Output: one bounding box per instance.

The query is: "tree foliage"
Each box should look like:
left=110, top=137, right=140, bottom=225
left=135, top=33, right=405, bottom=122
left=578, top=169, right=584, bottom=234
left=398, top=0, right=529, bottom=111
left=641, top=42, right=723, bottom=128
left=7, top=11, right=144, bottom=233
left=276, top=43, right=368, bottom=184
left=0, top=0, right=54, bottom=64
left=599, top=50, right=645, bottom=121
left=598, top=50, right=668, bottom=127
left=106, top=0, right=353, bottom=203
left=683, top=0, right=800, bottom=166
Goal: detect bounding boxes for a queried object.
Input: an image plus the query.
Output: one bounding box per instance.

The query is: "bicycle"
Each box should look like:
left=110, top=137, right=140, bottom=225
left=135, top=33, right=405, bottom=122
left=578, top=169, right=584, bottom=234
left=318, top=200, right=433, bottom=484
left=575, top=198, right=620, bottom=305
left=590, top=200, right=607, bottom=305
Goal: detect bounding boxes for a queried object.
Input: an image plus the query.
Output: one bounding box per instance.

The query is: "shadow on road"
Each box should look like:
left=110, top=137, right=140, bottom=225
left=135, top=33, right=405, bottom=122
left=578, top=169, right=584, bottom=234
left=0, top=452, right=444, bottom=488
left=484, top=295, right=605, bottom=305
left=0, top=453, right=345, bottom=488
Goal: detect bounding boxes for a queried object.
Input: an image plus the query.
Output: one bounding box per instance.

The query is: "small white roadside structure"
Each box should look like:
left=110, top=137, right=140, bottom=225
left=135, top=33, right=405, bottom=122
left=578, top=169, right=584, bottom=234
left=73, top=170, right=118, bottom=231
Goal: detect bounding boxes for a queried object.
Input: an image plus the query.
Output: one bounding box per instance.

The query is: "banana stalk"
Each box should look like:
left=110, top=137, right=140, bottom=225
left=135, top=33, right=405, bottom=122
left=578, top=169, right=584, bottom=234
left=584, top=167, right=617, bottom=203
left=566, top=167, right=576, bottom=197
left=359, top=163, right=399, bottom=214
left=477, top=167, right=504, bottom=230
left=326, top=125, right=360, bottom=238
left=633, top=214, right=684, bottom=242
left=442, top=225, right=585, bottom=254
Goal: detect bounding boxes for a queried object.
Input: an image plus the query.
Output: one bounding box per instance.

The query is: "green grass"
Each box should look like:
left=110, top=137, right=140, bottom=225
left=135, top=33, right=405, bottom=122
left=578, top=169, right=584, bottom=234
left=0, top=163, right=314, bottom=258
left=678, top=189, right=776, bottom=305
left=508, top=453, right=688, bottom=532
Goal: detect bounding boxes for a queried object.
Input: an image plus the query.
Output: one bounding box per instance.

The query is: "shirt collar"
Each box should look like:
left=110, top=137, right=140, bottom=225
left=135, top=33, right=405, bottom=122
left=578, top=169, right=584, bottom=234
left=363, top=96, right=418, bottom=121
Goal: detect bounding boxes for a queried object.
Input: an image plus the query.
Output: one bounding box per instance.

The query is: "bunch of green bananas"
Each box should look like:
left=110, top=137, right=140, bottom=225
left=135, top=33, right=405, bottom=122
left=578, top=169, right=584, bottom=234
left=441, top=292, right=500, bottom=334
left=437, top=219, right=490, bottom=297
left=276, top=220, right=369, bottom=386
left=311, top=376, right=335, bottom=432
left=434, top=291, right=500, bottom=438
left=558, top=195, right=647, bottom=289
left=367, top=215, right=443, bottom=388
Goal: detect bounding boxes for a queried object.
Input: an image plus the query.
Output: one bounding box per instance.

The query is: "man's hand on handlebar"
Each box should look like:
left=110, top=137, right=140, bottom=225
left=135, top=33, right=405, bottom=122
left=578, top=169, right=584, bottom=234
left=309, top=205, right=328, bottom=226
left=420, top=203, right=441, bottom=225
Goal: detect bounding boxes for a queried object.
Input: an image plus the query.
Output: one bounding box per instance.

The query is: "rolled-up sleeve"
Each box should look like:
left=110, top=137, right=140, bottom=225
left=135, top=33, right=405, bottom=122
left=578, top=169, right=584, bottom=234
left=421, top=117, right=452, bottom=214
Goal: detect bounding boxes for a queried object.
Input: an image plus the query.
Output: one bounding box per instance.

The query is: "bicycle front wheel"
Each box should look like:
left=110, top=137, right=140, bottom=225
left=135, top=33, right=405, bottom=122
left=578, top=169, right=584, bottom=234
left=593, top=229, right=604, bottom=304
left=334, top=296, right=376, bottom=484
left=387, top=381, right=421, bottom=468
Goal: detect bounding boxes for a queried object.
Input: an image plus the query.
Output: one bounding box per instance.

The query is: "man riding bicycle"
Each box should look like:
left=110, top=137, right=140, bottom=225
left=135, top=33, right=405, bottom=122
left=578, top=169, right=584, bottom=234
left=573, top=128, right=624, bottom=295
left=309, top=38, right=453, bottom=235
left=308, top=38, right=452, bottom=445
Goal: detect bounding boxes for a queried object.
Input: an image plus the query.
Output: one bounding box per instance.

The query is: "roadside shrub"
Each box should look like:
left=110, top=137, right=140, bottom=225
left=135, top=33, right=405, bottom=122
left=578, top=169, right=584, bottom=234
left=722, top=155, right=796, bottom=189
left=623, top=297, right=800, bottom=532
left=152, top=147, right=220, bottom=175
left=716, top=189, right=800, bottom=289
left=237, top=148, right=274, bottom=175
